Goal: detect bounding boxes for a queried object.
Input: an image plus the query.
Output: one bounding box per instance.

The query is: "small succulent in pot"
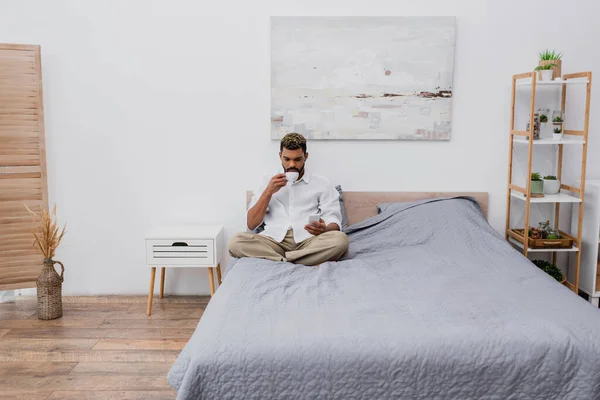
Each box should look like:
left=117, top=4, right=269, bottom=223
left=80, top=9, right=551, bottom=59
left=553, top=116, right=563, bottom=124
left=534, top=63, right=558, bottom=81
left=539, top=114, right=548, bottom=123
left=553, top=126, right=563, bottom=141
left=543, top=175, right=561, bottom=195
left=530, top=172, right=544, bottom=195
left=546, top=229, right=560, bottom=240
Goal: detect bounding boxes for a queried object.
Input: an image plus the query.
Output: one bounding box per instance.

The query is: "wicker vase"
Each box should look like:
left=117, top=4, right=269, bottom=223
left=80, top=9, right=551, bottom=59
left=37, top=258, right=65, bottom=320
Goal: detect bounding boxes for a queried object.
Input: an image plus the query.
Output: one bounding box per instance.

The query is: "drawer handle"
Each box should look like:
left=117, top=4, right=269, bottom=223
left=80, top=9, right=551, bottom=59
left=172, top=242, right=189, bottom=247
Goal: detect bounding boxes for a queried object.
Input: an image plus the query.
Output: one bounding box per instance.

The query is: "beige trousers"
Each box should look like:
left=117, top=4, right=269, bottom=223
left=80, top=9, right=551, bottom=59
left=228, top=229, right=349, bottom=266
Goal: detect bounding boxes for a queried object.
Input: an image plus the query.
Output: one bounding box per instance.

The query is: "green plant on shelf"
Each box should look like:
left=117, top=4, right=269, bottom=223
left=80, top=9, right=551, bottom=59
left=532, top=259, right=564, bottom=282
left=528, top=220, right=558, bottom=240
left=538, top=49, right=563, bottom=60
left=544, top=175, right=557, bottom=180
left=534, top=63, right=558, bottom=71
left=540, top=114, right=548, bottom=123
left=554, top=127, right=562, bottom=133
left=531, top=172, right=542, bottom=181
left=553, top=116, right=563, bottom=123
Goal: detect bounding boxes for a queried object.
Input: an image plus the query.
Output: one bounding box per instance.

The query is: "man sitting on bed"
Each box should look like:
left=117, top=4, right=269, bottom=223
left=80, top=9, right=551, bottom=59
left=228, top=132, right=349, bottom=266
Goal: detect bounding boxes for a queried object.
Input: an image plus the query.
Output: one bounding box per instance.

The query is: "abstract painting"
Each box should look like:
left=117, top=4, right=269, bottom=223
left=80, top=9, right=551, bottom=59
left=270, top=16, right=456, bottom=140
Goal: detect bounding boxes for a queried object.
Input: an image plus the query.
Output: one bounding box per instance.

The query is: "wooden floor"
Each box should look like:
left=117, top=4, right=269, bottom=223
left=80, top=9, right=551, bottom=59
left=0, top=295, right=209, bottom=400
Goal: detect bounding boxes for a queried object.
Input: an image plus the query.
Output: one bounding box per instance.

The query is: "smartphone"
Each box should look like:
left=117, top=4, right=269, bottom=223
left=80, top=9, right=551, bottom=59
left=308, top=214, right=320, bottom=224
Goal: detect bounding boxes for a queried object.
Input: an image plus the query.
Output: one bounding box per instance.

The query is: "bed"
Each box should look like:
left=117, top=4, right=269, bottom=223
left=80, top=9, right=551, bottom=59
left=168, top=192, right=600, bottom=399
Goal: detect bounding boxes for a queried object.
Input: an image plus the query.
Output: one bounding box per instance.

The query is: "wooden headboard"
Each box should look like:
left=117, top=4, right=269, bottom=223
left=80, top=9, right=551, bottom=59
left=246, top=191, right=488, bottom=226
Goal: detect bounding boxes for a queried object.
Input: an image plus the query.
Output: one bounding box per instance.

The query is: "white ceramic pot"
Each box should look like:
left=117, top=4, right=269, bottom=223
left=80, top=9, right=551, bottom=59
left=540, top=70, right=553, bottom=81
left=543, top=178, right=561, bottom=195
left=553, top=133, right=563, bottom=141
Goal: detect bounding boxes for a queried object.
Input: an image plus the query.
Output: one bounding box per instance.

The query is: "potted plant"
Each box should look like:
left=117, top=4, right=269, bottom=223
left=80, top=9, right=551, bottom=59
left=553, top=115, right=563, bottom=125
left=25, top=204, right=67, bottom=320
left=528, top=221, right=556, bottom=239
left=530, top=172, right=544, bottom=195
left=539, top=114, right=548, bottom=123
left=534, top=63, right=558, bottom=81
left=538, top=49, right=563, bottom=80
left=546, top=229, right=560, bottom=240
left=532, top=259, right=565, bottom=283
left=543, top=175, right=561, bottom=194
left=553, top=126, right=563, bottom=140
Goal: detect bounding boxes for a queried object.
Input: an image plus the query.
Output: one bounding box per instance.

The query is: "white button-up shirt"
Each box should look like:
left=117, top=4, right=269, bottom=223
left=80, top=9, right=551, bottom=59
left=247, top=171, right=342, bottom=243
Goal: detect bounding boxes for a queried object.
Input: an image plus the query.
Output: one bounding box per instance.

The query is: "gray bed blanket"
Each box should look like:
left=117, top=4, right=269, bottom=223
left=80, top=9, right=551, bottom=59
left=168, top=197, right=600, bottom=399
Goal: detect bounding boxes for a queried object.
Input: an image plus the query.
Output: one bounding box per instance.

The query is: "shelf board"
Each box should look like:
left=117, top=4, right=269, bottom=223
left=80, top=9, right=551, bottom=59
left=516, top=78, right=589, bottom=86
left=509, top=237, right=579, bottom=253
left=510, top=191, right=582, bottom=203
left=513, top=137, right=586, bottom=145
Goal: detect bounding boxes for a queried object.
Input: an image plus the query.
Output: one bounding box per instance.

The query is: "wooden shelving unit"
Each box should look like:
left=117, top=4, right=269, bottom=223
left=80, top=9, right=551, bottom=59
left=505, top=71, right=592, bottom=293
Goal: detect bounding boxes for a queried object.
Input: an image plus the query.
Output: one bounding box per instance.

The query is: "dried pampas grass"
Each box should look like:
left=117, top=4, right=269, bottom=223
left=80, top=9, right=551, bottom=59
left=24, top=204, right=66, bottom=260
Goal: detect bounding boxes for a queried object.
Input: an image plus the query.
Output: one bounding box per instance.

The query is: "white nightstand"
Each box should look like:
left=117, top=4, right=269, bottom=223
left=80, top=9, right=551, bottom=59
left=145, top=224, right=224, bottom=316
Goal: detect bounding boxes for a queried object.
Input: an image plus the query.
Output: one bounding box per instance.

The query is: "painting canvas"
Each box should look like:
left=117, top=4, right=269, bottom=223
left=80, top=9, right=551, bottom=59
left=270, top=16, right=456, bottom=140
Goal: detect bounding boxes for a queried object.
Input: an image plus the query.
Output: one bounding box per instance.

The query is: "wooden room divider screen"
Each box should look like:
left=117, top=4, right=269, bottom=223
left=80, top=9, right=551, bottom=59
left=0, top=44, right=49, bottom=290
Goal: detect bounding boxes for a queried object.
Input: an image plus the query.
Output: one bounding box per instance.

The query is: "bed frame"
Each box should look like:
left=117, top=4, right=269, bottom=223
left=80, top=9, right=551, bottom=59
left=246, top=191, right=489, bottom=226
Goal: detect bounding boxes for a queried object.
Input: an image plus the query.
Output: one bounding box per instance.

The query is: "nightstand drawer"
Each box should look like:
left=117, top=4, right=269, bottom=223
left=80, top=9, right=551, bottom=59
left=146, top=239, right=214, bottom=265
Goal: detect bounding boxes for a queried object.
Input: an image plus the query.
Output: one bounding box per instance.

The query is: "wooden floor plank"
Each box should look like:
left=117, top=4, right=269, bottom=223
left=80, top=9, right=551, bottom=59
left=0, top=329, right=9, bottom=338
left=0, top=361, right=77, bottom=376
left=71, top=362, right=172, bottom=375
left=0, top=300, right=36, bottom=311
left=0, top=349, right=180, bottom=362
left=35, top=295, right=209, bottom=304
left=128, top=302, right=208, bottom=311
left=0, top=302, right=132, bottom=312
left=1, top=319, right=103, bottom=329
left=4, top=328, right=195, bottom=339
left=47, top=391, right=176, bottom=400
left=0, top=390, right=53, bottom=400
left=0, top=375, right=171, bottom=391
left=0, top=310, right=36, bottom=320
left=0, top=338, right=99, bottom=350
left=99, top=319, right=199, bottom=329
left=93, top=339, right=188, bottom=350
left=29, top=309, right=204, bottom=320
left=0, top=303, right=36, bottom=311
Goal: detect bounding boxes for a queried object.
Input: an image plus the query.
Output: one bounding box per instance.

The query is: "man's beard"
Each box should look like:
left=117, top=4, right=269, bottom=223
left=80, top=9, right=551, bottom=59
left=283, top=164, right=304, bottom=174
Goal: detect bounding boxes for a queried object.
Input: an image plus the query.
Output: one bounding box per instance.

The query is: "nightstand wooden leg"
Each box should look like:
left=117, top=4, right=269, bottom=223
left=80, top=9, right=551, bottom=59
left=207, top=267, right=215, bottom=296
left=160, top=267, right=166, bottom=299
left=147, top=267, right=156, bottom=316
left=216, top=263, right=222, bottom=285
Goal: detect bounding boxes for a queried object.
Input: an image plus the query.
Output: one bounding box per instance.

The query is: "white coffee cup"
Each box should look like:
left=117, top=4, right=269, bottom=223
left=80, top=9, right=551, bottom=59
left=285, top=171, right=299, bottom=183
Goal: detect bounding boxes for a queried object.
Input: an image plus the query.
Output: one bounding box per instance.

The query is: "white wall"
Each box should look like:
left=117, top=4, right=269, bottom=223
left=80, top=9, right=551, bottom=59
left=1, top=0, right=599, bottom=295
